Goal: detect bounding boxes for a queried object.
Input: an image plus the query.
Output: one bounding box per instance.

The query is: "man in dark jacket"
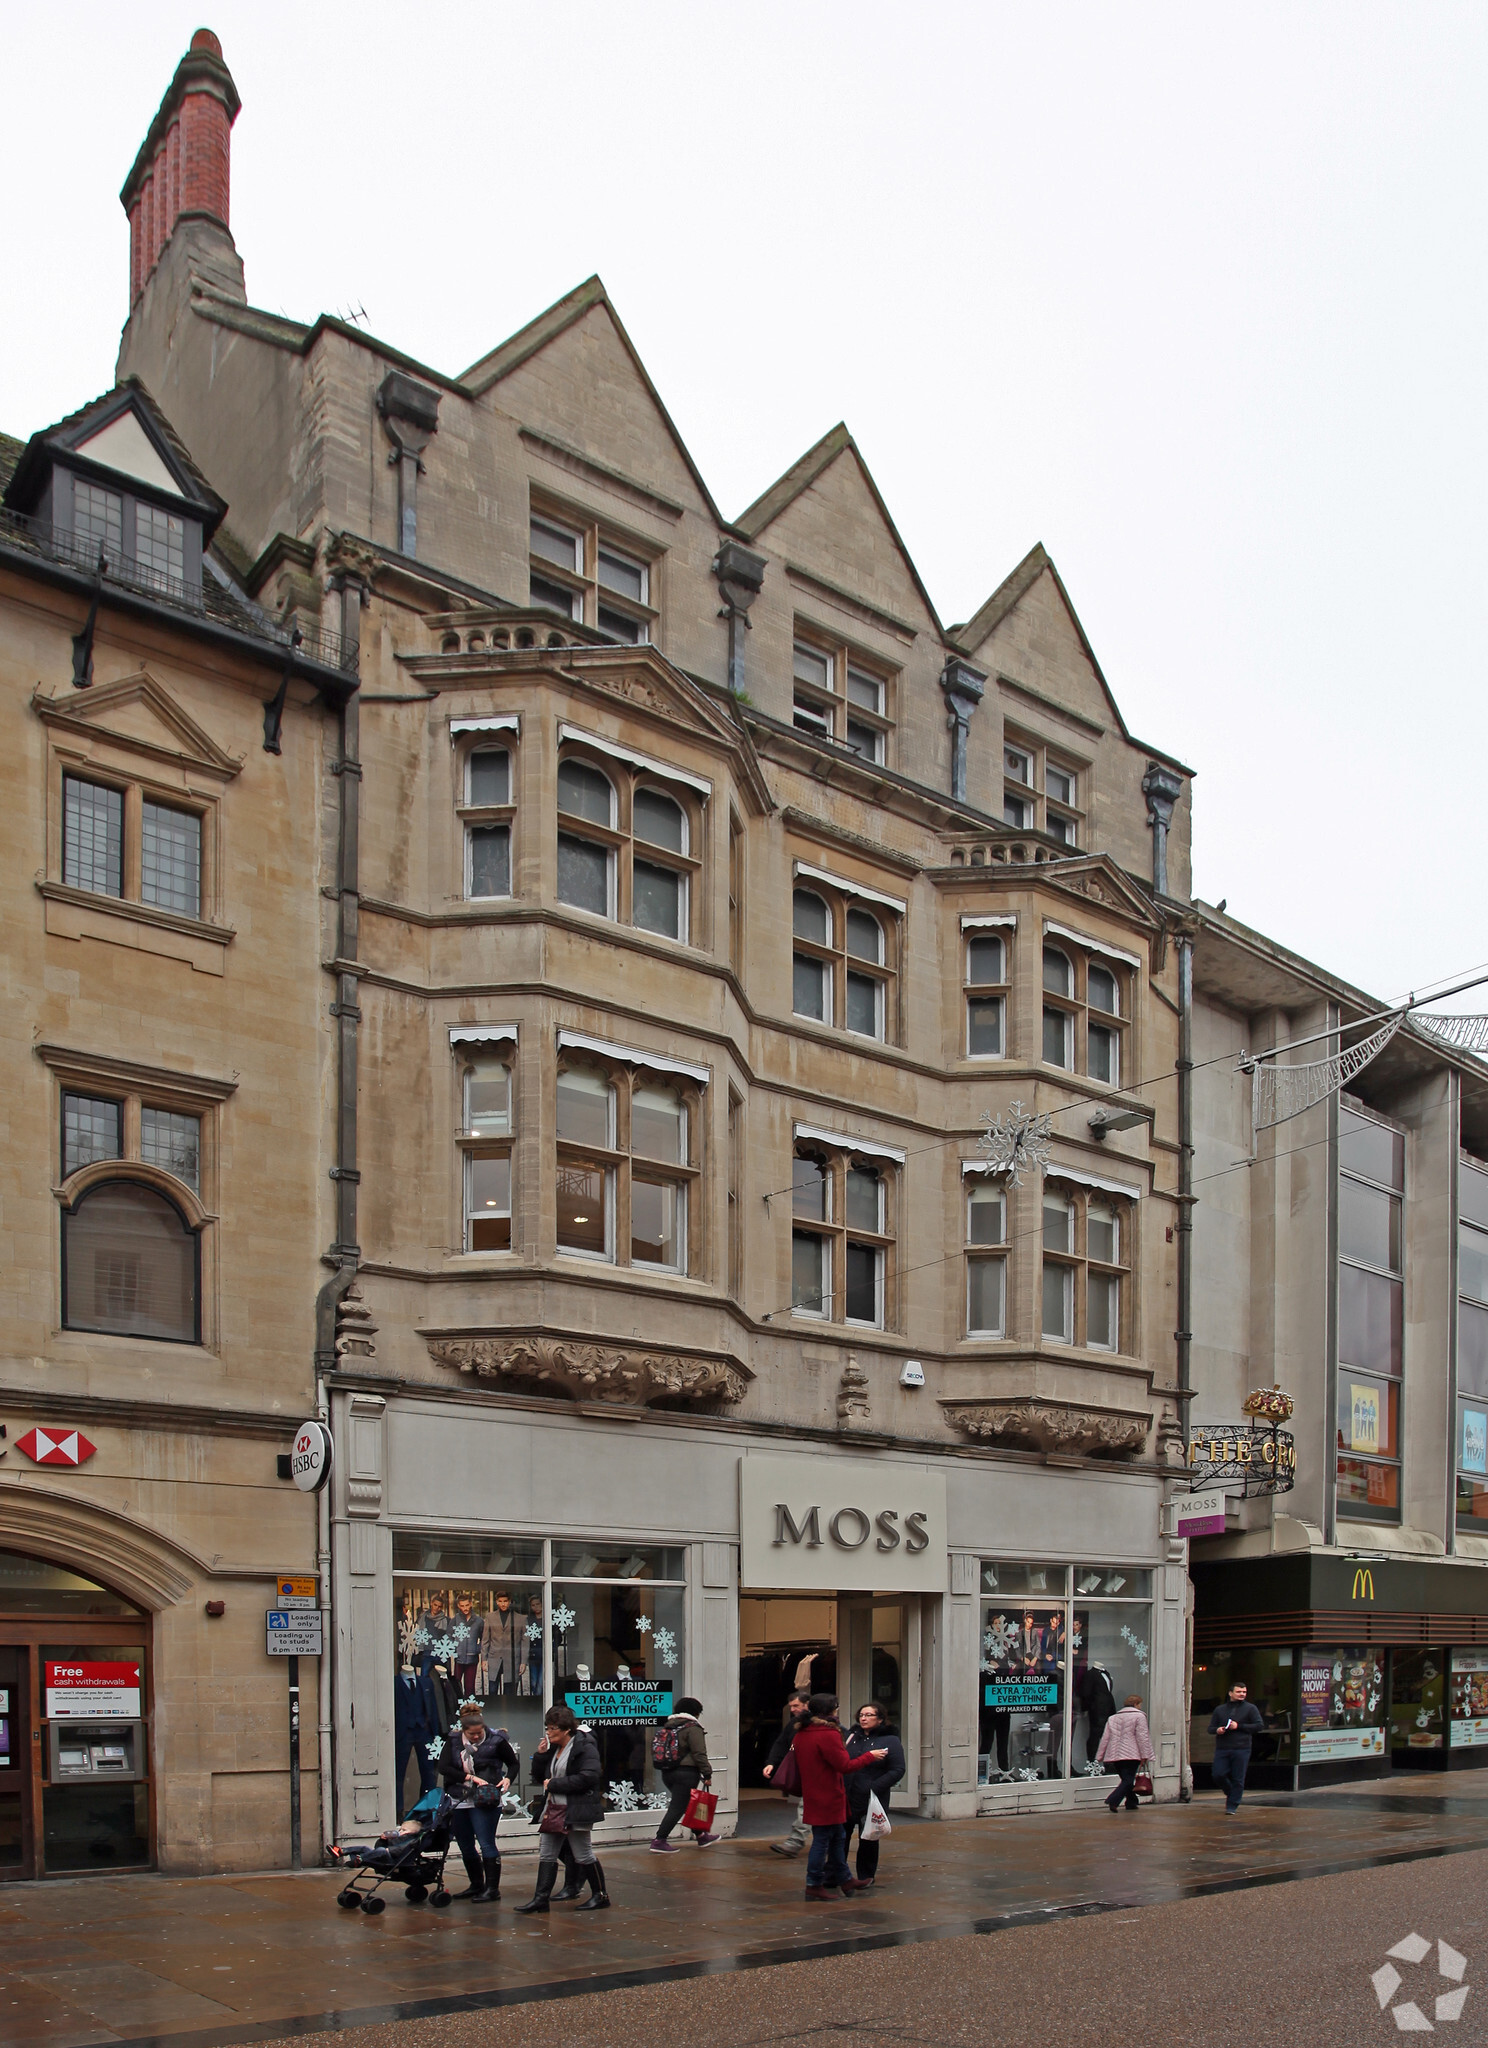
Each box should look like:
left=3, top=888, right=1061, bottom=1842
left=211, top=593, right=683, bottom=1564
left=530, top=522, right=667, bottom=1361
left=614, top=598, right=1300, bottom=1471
left=437, top=1704, right=518, bottom=1900
left=844, top=1704, right=905, bottom=1887
left=394, top=1664, right=438, bottom=1818
left=516, top=1705, right=610, bottom=1914
left=764, top=1690, right=811, bottom=1857
left=1208, top=1681, right=1265, bottom=1814
left=649, top=1696, right=718, bottom=1852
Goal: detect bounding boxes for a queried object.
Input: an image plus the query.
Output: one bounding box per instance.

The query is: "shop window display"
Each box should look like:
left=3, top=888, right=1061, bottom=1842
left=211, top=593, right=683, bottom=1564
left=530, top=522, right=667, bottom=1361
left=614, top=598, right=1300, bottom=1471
left=392, top=1535, right=685, bottom=1821
left=1448, top=1650, right=1488, bottom=1752
left=1390, top=1648, right=1446, bottom=1759
left=976, top=1561, right=1154, bottom=1787
left=1297, top=1646, right=1386, bottom=1763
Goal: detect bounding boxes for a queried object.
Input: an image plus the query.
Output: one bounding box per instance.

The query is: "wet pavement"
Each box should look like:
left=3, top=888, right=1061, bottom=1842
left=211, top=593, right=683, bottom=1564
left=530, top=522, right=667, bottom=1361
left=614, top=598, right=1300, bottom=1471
left=1, top=1777, right=1486, bottom=2048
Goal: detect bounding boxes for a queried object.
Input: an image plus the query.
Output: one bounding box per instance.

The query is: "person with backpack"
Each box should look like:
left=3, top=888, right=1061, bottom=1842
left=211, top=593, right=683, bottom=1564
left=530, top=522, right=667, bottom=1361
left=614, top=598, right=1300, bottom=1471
left=648, top=1695, right=719, bottom=1851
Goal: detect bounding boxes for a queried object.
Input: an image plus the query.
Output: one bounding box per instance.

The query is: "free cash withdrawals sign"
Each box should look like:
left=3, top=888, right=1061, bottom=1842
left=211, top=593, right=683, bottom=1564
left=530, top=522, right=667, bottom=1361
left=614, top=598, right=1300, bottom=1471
left=45, top=1661, right=141, bottom=1718
left=563, top=1680, right=673, bottom=1724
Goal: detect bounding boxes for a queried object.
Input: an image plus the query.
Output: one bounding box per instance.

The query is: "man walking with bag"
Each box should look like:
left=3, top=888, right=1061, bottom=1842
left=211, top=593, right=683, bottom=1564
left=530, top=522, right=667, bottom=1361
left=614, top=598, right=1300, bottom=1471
left=764, top=1689, right=811, bottom=1857
left=649, top=1696, right=719, bottom=1851
left=1208, top=1679, right=1264, bottom=1815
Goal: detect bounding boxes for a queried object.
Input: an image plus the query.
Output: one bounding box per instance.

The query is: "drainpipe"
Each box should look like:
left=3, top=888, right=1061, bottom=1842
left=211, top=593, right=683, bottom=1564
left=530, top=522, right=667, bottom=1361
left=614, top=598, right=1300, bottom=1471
left=940, top=658, right=986, bottom=804
left=1323, top=1002, right=1341, bottom=1548
left=712, top=541, right=766, bottom=695
left=376, top=372, right=440, bottom=559
left=1177, top=931, right=1194, bottom=1411
left=1142, top=763, right=1183, bottom=899
left=313, top=571, right=364, bottom=1856
left=1447, top=1070, right=1462, bottom=1556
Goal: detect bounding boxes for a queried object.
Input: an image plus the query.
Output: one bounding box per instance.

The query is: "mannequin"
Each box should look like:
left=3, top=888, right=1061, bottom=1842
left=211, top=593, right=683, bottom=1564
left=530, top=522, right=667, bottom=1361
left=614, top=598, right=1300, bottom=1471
left=1076, top=1661, right=1117, bottom=1765
left=395, top=1661, right=437, bottom=1816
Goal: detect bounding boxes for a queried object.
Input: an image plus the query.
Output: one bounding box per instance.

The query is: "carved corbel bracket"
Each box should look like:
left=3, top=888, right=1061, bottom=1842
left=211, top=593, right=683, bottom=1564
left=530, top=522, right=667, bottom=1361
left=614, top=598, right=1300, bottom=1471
left=424, top=1333, right=748, bottom=1409
left=941, top=1397, right=1149, bottom=1458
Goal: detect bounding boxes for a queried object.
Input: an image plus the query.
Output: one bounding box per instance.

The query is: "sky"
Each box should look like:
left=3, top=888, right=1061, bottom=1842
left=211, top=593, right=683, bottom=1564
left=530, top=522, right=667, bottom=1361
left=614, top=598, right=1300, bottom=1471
left=4, top=2, right=1485, bottom=1013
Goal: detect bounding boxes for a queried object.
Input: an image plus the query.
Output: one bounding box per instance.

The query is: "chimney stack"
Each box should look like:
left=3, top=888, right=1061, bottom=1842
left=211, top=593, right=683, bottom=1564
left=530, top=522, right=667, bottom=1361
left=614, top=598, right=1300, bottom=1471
left=120, top=29, right=240, bottom=309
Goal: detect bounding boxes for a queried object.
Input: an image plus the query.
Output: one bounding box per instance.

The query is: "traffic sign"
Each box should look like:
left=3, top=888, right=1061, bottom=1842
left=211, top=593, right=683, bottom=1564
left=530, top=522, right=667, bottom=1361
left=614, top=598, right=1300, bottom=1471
left=266, top=1609, right=323, bottom=1656
left=277, top=1575, right=317, bottom=1602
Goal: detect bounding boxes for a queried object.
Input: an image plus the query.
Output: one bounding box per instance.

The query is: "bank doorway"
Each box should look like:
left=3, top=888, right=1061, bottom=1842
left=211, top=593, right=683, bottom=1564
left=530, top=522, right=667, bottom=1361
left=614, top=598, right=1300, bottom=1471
left=738, top=1591, right=919, bottom=1803
left=0, top=1550, right=152, bottom=1881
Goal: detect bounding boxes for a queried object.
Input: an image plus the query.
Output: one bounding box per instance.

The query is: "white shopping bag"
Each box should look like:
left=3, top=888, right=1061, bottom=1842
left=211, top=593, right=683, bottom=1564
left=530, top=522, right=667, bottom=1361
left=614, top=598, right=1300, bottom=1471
left=863, top=1793, right=892, bottom=1840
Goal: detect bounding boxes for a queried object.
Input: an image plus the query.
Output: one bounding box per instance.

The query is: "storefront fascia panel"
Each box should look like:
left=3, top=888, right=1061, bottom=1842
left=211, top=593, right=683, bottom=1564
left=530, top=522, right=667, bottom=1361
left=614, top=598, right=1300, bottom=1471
left=1193, top=1552, right=1488, bottom=1644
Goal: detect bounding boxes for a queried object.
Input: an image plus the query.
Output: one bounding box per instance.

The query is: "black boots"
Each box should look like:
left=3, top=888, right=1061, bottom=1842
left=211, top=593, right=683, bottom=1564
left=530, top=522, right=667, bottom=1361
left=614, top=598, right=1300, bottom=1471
left=514, top=1862, right=557, bottom=1915
left=454, top=1859, right=487, bottom=1901
left=576, top=1857, right=610, bottom=1910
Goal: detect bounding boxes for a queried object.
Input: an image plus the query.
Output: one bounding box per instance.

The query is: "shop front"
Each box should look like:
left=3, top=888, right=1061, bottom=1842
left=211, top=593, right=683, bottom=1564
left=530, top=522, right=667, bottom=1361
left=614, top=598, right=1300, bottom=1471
left=334, top=1387, right=1185, bottom=1842
left=1191, top=1552, right=1488, bottom=1788
left=0, top=1550, right=152, bottom=1879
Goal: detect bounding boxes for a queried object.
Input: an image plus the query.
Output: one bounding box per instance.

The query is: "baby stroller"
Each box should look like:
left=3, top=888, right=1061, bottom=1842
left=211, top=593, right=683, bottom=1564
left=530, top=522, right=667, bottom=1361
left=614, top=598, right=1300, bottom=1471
left=332, top=1789, right=455, bottom=1914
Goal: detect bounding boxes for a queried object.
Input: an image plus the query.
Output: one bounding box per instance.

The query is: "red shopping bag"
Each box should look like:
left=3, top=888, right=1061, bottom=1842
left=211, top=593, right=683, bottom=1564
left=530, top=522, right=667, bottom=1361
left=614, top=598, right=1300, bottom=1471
left=682, top=1785, right=718, bottom=1834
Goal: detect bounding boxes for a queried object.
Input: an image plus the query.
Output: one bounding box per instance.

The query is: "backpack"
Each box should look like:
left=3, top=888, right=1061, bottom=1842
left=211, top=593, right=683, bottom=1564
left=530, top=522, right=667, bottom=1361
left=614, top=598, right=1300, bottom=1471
left=652, top=1724, right=683, bottom=1768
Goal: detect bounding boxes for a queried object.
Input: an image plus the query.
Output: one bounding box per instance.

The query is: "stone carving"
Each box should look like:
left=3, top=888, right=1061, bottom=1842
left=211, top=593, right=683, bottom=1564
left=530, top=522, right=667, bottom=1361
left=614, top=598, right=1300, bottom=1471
left=425, top=1334, right=746, bottom=1408
left=575, top=665, right=672, bottom=715
left=1060, top=876, right=1111, bottom=903
left=942, top=1400, right=1149, bottom=1457
left=325, top=532, right=380, bottom=587
left=335, top=1283, right=378, bottom=1361
left=837, top=1356, right=871, bottom=1423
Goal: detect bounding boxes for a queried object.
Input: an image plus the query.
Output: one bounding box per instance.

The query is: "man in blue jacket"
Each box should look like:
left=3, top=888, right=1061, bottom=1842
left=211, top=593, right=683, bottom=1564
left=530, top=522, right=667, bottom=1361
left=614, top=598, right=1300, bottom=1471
left=1208, top=1681, right=1265, bottom=1814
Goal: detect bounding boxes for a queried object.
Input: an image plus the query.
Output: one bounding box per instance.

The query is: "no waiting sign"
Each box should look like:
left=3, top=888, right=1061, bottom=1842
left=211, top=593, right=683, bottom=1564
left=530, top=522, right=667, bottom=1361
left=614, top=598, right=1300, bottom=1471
left=266, top=1609, right=323, bottom=1656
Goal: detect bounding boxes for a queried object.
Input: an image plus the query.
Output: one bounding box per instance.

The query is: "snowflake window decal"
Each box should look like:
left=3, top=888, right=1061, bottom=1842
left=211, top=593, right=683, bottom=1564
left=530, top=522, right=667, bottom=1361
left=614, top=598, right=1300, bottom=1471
left=652, top=1626, right=678, bottom=1669
left=605, top=1780, right=643, bottom=1812
left=982, top=1618, right=1020, bottom=1666
left=550, top=1604, right=576, bottom=1636
left=424, top=1736, right=445, bottom=1760
left=976, top=1101, right=1054, bottom=1187
left=1119, top=1623, right=1150, bottom=1676
left=524, top=1621, right=543, bottom=1642
left=635, top=1615, right=653, bottom=1636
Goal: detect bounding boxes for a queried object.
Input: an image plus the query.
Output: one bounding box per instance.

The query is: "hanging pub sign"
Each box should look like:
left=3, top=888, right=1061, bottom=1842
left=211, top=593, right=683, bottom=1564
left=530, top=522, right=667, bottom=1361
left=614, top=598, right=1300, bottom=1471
left=1183, top=1424, right=1296, bottom=1495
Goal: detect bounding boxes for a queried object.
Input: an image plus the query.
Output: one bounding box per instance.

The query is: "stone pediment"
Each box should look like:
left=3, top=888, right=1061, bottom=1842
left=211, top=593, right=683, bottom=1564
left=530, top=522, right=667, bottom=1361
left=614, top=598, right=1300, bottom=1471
left=425, top=1331, right=749, bottom=1408
left=32, top=670, right=242, bottom=781
left=941, top=1397, right=1149, bottom=1458
left=1041, top=855, right=1160, bottom=931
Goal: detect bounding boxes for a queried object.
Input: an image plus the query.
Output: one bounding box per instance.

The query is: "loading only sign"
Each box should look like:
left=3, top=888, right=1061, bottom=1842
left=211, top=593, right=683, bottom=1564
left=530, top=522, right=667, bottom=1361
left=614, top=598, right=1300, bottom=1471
left=265, top=1609, right=323, bottom=1656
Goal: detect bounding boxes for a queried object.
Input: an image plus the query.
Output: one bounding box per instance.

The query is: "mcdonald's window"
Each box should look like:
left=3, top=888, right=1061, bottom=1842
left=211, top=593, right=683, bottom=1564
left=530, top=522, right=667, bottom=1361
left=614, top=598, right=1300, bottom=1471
left=1338, top=1102, right=1404, bottom=1523
left=1458, top=1156, right=1488, bottom=1529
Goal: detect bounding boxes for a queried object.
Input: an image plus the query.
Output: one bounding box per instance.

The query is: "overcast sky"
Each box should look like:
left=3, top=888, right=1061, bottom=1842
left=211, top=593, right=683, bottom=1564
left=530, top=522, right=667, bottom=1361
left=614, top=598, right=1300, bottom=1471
left=5, top=3, right=1485, bottom=1012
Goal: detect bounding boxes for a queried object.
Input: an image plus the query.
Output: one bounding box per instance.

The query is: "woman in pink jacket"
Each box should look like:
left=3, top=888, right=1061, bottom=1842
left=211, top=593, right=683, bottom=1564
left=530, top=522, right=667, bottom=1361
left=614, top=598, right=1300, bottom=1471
left=1095, top=1693, right=1154, bottom=1811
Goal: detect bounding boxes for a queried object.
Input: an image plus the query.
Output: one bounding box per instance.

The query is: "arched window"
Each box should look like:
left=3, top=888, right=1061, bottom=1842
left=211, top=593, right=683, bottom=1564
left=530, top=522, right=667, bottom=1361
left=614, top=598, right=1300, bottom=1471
left=461, top=1057, right=513, bottom=1252
left=557, top=760, right=617, bottom=918
left=462, top=746, right=514, bottom=900
left=556, top=752, right=699, bottom=941
left=792, top=883, right=896, bottom=1041
left=965, top=931, right=1009, bottom=1058
left=556, top=1061, right=693, bottom=1272
left=1042, top=947, right=1074, bottom=1067
left=62, top=1181, right=200, bottom=1343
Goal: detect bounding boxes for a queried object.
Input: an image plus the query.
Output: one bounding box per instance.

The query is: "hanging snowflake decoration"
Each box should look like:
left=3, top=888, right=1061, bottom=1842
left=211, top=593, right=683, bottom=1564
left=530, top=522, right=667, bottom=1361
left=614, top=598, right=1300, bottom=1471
left=976, top=1101, right=1054, bottom=1187
left=605, top=1780, right=644, bottom=1812
left=635, top=1615, right=654, bottom=1636
left=1070, top=1624, right=1083, bottom=1657
left=525, top=1621, right=543, bottom=1642
left=425, top=1736, right=445, bottom=1760
left=410, top=1623, right=433, bottom=1652
left=982, top=1617, right=1020, bottom=1665
left=1119, top=1624, right=1150, bottom=1676
left=652, top=1626, right=678, bottom=1669
left=551, top=1604, right=576, bottom=1636
left=458, top=1694, right=482, bottom=1711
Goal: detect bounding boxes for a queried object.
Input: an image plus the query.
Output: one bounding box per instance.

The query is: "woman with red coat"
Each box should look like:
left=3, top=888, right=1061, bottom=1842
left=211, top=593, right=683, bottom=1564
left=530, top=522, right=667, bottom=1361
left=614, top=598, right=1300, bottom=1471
left=791, top=1693, right=887, bottom=1899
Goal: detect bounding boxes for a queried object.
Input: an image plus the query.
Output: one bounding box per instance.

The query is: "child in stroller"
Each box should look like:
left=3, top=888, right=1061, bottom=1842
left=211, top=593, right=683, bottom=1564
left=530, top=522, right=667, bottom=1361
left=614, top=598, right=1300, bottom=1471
left=332, top=1789, right=455, bottom=1914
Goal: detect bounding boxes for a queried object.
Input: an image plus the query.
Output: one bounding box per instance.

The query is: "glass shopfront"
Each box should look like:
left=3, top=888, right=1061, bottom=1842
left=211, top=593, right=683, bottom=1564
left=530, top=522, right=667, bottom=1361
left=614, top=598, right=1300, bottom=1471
left=1297, top=1646, right=1387, bottom=1763
left=1447, top=1650, right=1488, bottom=1754
left=392, top=1534, right=685, bottom=1820
left=977, top=1561, right=1153, bottom=1785
left=1390, top=1648, right=1446, bottom=1762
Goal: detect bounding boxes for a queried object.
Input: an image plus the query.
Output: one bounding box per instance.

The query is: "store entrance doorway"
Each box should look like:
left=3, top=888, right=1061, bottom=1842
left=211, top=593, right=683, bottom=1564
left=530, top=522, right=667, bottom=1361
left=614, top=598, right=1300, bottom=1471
left=738, top=1591, right=919, bottom=1803
left=0, top=1550, right=152, bottom=1881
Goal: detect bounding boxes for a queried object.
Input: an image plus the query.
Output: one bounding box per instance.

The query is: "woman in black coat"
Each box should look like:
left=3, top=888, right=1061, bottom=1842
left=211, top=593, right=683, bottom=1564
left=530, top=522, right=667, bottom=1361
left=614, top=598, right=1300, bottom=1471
left=843, top=1703, right=906, bottom=1887
left=437, top=1704, right=518, bottom=1901
left=515, top=1704, right=611, bottom=1914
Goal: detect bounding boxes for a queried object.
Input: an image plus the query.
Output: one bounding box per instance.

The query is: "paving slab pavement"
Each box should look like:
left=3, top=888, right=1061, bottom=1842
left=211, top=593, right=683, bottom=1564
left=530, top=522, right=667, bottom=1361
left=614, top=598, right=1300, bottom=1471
left=0, top=1779, right=1484, bottom=2048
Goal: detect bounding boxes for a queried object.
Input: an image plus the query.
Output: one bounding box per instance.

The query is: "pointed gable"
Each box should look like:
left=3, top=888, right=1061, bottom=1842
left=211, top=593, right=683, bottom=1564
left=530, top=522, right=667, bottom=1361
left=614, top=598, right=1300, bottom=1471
left=954, top=544, right=1128, bottom=740
left=32, top=671, right=243, bottom=781
left=3, top=380, right=226, bottom=536
left=736, top=425, right=941, bottom=638
left=460, top=279, right=723, bottom=526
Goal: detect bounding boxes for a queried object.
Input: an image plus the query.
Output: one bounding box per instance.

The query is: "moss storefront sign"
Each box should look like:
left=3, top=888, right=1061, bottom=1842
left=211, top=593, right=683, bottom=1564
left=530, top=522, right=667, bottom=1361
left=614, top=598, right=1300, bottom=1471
left=739, top=1453, right=947, bottom=1593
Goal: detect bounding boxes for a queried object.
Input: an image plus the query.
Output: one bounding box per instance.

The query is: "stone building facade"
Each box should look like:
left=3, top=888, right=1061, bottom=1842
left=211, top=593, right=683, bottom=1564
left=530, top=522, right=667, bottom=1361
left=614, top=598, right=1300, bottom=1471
left=12, top=29, right=1485, bottom=1876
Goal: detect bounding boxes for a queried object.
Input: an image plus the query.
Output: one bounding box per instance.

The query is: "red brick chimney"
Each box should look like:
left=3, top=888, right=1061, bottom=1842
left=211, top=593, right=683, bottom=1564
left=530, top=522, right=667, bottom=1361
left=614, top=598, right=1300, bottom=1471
left=120, top=30, right=241, bottom=308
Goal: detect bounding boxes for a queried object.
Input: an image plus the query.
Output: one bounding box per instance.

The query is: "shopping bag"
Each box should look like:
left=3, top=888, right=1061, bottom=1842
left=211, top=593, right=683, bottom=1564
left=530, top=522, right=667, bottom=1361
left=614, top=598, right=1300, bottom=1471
left=771, top=1745, right=802, bottom=1797
left=682, top=1785, right=718, bottom=1834
left=862, top=1793, right=892, bottom=1840
left=1134, top=1772, right=1154, bottom=1799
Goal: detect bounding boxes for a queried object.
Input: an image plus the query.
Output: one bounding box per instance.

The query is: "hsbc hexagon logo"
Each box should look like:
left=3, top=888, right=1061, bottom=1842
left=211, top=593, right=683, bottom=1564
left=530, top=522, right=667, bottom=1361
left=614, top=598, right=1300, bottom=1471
left=14, top=1428, right=97, bottom=1467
